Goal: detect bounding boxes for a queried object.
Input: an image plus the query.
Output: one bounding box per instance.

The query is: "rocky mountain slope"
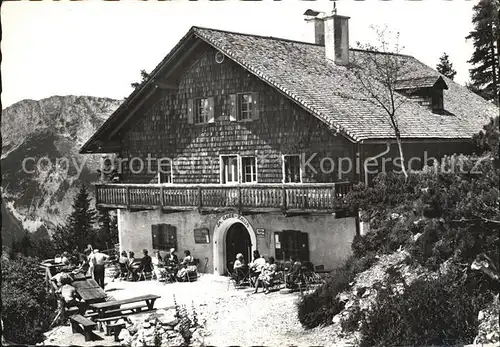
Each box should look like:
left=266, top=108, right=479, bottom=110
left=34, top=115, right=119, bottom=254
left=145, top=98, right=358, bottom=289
left=1, top=95, right=122, bottom=246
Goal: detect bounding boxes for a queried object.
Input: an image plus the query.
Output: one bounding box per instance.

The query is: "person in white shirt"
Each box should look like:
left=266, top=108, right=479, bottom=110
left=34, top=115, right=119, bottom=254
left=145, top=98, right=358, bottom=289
left=249, top=250, right=266, bottom=286
left=92, top=249, right=110, bottom=289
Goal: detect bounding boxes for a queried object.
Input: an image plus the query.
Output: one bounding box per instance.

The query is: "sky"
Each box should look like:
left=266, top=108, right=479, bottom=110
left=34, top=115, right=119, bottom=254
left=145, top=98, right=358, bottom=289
left=1, top=0, right=478, bottom=108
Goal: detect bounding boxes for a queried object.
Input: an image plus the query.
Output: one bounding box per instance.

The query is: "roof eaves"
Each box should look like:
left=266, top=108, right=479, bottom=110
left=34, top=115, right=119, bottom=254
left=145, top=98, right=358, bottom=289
left=80, top=27, right=199, bottom=153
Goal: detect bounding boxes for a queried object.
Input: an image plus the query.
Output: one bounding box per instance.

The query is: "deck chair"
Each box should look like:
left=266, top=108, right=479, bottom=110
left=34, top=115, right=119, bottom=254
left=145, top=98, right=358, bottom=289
left=118, top=262, right=130, bottom=280
left=138, top=263, right=154, bottom=281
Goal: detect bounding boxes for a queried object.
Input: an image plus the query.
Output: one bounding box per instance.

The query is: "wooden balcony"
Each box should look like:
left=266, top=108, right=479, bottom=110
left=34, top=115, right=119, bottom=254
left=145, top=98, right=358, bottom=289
left=95, top=182, right=353, bottom=214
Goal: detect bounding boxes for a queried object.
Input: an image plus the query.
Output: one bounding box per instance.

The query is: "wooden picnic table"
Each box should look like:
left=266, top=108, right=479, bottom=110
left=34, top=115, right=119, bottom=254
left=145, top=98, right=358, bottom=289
left=89, top=294, right=161, bottom=319
left=73, top=279, right=107, bottom=303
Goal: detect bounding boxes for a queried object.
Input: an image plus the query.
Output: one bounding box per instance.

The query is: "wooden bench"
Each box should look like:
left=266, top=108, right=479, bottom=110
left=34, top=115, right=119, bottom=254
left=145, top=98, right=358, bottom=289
left=107, top=322, right=126, bottom=341
left=69, top=314, right=97, bottom=342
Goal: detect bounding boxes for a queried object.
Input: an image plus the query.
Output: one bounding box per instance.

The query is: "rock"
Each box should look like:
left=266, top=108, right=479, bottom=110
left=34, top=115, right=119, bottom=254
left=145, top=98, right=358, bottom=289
left=141, top=322, right=151, bottom=329
left=478, top=310, right=485, bottom=320
left=391, top=213, right=400, bottom=220
left=362, top=289, right=371, bottom=298
left=160, top=315, right=179, bottom=327
left=332, top=315, right=341, bottom=324
left=337, top=292, right=350, bottom=302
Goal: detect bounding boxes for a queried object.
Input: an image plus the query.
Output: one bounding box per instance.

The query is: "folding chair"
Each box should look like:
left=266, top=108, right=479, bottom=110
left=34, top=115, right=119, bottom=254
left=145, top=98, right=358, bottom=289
left=227, top=267, right=251, bottom=290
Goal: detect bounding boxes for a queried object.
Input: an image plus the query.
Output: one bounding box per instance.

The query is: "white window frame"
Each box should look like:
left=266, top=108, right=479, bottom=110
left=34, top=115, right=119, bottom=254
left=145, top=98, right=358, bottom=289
left=194, top=98, right=210, bottom=124
left=157, top=159, right=173, bottom=184
left=241, top=156, right=258, bottom=184
left=220, top=155, right=239, bottom=185
left=237, top=93, right=253, bottom=121
left=282, top=154, right=302, bottom=184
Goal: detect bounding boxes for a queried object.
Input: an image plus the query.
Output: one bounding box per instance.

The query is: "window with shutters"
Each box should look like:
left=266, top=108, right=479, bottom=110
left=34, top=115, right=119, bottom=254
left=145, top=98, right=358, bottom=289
left=229, top=92, right=259, bottom=122
left=151, top=224, right=177, bottom=250
left=241, top=156, right=257, bottom=183
left=274, top=230, right=309, bottom=262
left=283, top=154, right=302, bottom=183
left=195, top=98, right=210, bottom=124
left=238, top=93, right=253, bottom=120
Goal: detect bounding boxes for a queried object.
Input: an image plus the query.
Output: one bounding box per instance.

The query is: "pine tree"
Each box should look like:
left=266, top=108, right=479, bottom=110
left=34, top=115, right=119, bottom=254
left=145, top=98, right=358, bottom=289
left=436, top=53, right=457, bottom=80
left=96, top=209, right=119, bottom=250
left=466, top=0, right=499, bottom=104
left=52, top=184, right=97, bottom=252
left=130, top=69, right=150, bottom=89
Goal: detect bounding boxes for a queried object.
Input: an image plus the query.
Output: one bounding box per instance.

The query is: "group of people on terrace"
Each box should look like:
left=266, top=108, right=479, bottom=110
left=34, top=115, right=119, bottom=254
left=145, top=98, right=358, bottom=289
left=116, top=248, right=198, bottom=282
left=232, top=250, right=304, bottom=293
left=53, top=245, right=111, bottom=289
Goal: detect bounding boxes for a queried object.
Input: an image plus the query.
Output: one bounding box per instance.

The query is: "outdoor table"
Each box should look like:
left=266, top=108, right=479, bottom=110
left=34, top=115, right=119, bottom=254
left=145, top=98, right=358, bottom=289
left=89, top=294, right=161, bottom=319
left=73, top=279, right=107, bottom=304
left=72, top=272, right=88, bottom=281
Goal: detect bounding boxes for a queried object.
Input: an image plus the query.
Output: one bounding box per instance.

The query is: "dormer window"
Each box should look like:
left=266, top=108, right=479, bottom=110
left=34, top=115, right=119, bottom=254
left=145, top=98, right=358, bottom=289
left=431, top=90, right=444, bottom=114
left=395, top=75, right=448, bottom=115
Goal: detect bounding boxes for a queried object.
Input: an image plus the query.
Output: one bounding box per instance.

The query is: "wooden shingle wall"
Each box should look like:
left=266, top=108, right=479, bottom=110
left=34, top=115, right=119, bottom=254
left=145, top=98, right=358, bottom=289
left=119, top=43, right=355, bottom=184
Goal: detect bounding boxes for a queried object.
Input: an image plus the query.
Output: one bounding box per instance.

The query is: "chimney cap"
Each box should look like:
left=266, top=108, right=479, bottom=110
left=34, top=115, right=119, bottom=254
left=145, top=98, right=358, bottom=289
left=303, top=9, right=322, bottom=17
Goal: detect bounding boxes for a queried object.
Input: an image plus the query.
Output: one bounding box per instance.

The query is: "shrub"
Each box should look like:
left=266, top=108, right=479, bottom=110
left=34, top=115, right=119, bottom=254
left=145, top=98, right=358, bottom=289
left=297, top=254, right=376, bottom=329
left=359, top=265, right=493, bottom=347
left=1, top=254, right=56, bottom=344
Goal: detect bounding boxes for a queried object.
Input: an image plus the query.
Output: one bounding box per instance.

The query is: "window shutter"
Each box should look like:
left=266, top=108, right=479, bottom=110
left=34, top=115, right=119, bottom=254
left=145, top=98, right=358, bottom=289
left=187, top=99, right=194, bottom=124
left=208, top=97, right=215, bottom=123
left=151, top=224, right=160, bottom=250
left=229, top=94, right=237, bottom=122
left=251, top=92, right=260, bottom=120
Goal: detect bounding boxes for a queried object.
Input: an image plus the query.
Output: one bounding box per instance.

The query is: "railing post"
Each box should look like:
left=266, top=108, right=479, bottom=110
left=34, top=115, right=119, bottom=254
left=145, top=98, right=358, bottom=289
left=238, top=186, right=243, bottom=214
left=197, top=186, right=203, bottom=210
left=126, top=186, right=130, bottom=209
left=159, top=186, right=164, bottom=209
left=95, top=185, right=100, bottom=207
left=282, top=185, right=287, bottom=212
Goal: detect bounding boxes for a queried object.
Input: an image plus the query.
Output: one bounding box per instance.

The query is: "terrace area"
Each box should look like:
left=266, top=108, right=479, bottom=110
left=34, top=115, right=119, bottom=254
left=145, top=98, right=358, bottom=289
left=95, top=182, right=353, bottom=213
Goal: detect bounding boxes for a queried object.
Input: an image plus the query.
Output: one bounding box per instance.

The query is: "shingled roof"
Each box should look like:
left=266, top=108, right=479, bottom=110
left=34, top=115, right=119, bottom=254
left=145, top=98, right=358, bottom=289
left=192, top=27, right=498, bottom=141
left=81, top=26, right=499, bottom=153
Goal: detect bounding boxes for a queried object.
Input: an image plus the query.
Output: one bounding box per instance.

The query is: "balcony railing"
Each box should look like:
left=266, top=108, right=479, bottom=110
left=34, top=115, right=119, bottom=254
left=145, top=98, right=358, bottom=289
left=95, top=182, right=353, bottom=213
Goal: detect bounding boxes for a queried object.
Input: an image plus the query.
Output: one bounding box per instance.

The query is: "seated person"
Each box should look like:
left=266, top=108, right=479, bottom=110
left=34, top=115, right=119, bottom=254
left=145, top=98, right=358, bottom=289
left=128, top=251, right=141, bottom=281
left=137, top=249, right=153, bottom=280
left=152, top=251, right=167, bottom=280
left=286, top=256, right=302, bottom=289
left=176, top=250, right=197, bottom=281
left=255, top=256, right=277, bottom=294
left=115, top=251, right=130, bottom=279
left=165, top=248, right=179, bottom=267
left=61, top=252, right=71, bottom=266
left=248, top=250, right=266, bottom=283
left=233, top=253, right=248, bottom=285
left=58, top=277, right=83, bottom=313
left=51, top=268, right=74, bottom=288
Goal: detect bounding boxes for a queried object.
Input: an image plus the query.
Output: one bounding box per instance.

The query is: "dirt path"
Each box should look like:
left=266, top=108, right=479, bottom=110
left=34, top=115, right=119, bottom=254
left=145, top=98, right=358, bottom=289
left=41, top=274, right=355, bottom=346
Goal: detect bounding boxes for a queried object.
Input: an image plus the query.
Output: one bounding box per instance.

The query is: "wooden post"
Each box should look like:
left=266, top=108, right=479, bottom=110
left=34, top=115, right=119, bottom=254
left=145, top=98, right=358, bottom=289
left=197, top=186, right=203, bottom=209
left=282, top=186, right=287, bottom=212
left=238, top=186, right=243, bottom=214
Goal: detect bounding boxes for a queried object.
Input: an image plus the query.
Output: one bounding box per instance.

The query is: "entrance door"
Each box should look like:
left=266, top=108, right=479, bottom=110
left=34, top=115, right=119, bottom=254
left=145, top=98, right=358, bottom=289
left=225, top=222, right=251, bottom=272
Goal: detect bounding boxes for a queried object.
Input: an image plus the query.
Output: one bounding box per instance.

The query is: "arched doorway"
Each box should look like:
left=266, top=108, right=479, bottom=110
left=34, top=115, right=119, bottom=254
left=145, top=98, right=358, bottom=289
left=212, top=214, right=257, bottom=275
left=225, top=223, right=251, bottom=272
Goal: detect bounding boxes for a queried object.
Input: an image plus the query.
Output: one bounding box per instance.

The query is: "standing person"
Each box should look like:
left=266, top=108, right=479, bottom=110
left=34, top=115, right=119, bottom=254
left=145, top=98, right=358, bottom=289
left=92, top=249, right=110, bottom=289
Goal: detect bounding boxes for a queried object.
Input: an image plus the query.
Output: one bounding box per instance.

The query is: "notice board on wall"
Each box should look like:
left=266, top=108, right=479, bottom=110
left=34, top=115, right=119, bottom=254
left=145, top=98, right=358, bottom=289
left=194, top=228, right=210, bottom=244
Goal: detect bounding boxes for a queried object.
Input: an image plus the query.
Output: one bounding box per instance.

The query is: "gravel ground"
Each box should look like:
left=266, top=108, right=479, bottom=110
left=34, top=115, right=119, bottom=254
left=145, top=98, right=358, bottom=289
left=40, top=274, right=355, bottom=346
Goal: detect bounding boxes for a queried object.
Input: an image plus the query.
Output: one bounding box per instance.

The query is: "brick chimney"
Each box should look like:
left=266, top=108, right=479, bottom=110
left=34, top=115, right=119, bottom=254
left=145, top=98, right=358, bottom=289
left=305, top=9, right=350, bottom=65
left=324, top=14, right=350, bottom=65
